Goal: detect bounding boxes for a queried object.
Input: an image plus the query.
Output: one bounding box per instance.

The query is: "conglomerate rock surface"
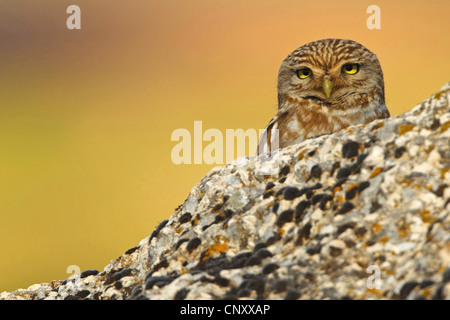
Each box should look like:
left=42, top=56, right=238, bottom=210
left=2, top=83, right=450, bottom=300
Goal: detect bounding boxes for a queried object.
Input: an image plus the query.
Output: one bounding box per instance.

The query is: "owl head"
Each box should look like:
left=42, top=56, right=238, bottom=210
left=277, top=39, right=385, bottom=111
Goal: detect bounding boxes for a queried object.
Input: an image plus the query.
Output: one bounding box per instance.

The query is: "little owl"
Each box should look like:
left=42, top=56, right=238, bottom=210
left=257, top=38, right=390, bottom=155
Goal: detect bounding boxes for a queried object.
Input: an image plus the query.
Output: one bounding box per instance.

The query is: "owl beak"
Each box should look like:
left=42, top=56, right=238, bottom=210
left=322, top=79, right=334, bottom=98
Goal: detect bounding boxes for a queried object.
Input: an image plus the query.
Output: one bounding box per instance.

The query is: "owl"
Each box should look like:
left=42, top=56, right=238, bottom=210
left=257, top=38, right=390, bottom=155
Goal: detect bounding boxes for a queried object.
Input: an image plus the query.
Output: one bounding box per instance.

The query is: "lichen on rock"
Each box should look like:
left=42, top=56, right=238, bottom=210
left=1, top=83, right=450, bottom=300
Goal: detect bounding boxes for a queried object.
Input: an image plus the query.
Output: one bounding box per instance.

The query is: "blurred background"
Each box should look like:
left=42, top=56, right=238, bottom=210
left=0, top=0, right=448, bottom=292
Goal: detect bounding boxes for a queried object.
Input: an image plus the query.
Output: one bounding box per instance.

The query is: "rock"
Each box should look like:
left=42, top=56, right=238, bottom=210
left=1, top=82, right=449, bottom=300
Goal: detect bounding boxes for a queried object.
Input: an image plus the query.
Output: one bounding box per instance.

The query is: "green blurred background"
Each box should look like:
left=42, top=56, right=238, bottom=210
left=0, top=0, right=449, bottom=292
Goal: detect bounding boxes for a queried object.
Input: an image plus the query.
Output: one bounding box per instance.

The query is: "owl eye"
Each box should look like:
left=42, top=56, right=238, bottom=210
left=297, top=68, right=312, bottom=79
left=342, top=64, right=359, bottom=75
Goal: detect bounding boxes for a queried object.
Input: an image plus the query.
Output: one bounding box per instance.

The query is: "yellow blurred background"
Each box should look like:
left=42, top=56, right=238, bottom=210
left=0, top=0, right=448, bottom=292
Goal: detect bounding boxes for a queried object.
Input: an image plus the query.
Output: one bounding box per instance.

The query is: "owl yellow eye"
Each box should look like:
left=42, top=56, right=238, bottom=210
left=297, top=68, right=312, bottom=79
left=342, top=64, right=359, bottom=75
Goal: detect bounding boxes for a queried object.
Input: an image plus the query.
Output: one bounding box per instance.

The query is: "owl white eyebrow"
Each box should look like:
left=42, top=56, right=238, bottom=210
left=292, top=64, right=315, bottom=71
left=340, top=59, right=363, bottom=66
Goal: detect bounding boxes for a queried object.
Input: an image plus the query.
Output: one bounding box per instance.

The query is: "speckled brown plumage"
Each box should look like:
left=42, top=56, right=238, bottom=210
left=258, top=38, right=390, bottom=154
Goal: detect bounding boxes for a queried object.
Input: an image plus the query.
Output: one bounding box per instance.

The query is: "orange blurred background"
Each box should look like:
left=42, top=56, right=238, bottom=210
left=0, top=0, right=448, bottom=292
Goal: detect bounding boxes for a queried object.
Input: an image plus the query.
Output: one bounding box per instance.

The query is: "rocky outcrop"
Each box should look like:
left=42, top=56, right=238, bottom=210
left=2, top=83, right=450, bottom=300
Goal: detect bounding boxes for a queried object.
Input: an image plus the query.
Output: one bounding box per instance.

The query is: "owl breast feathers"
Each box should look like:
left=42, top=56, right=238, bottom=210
left=257, top=38, right=390, bottom=155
